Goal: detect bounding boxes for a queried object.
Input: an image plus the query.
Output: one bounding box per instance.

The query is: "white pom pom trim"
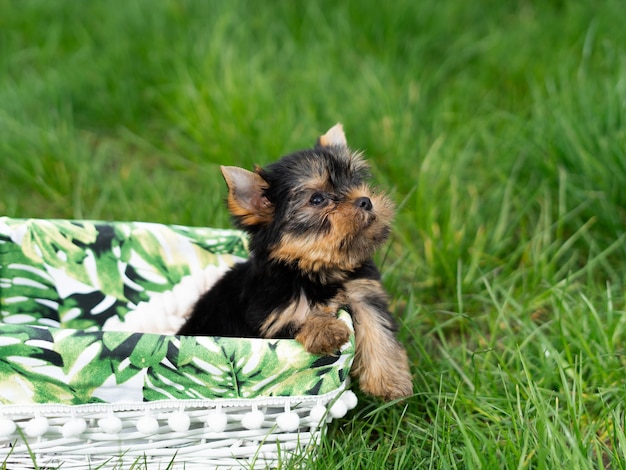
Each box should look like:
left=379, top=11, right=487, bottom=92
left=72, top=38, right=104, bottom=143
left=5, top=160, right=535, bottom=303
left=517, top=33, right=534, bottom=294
left=309, top=403, right=328, bottom=425
left=98, top=415, right=123, bottom=434
left=329, top=399, right=348, bottom=419
left=168, top=411, right=191, bottom=432
left=0, top=417, right=16, bottom=437
left=341, top=390, right=358, bottom=410
left=241, top=406, right=265, bottom=430
left=206, top=407, right=228, bottom=433
left=136, top=414, right=160, bottom=435
left=276, top=404, right=300, bottom=432
left=24, top=416, right=49, bottom=437
left=62, top=417, right=88, bottom=438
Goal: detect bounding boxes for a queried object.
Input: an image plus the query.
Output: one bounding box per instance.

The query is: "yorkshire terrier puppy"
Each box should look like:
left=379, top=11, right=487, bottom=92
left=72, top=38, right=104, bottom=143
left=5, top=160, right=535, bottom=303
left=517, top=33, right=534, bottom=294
left=178, top=124, right=413, bottom=400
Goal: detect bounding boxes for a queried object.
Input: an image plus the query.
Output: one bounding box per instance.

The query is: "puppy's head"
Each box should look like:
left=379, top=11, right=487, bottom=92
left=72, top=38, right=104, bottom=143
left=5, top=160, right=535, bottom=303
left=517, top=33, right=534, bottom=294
left=221, top=124, right=394, bottom=279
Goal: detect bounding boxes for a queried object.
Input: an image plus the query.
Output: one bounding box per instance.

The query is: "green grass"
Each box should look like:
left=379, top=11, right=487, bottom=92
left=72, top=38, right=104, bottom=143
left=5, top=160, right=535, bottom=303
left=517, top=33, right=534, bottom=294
left=2, top=0, right=626, bottom=468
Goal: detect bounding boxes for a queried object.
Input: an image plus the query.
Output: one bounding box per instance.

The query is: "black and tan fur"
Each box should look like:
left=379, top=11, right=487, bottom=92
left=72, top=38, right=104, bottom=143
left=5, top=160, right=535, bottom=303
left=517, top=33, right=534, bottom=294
left=178, top=124, right=413, bottom=400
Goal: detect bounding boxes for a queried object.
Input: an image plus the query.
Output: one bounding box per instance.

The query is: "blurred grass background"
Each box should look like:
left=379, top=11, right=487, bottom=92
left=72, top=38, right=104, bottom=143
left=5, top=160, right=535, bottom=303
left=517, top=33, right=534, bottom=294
left=2, top=0, right=626, bottom=468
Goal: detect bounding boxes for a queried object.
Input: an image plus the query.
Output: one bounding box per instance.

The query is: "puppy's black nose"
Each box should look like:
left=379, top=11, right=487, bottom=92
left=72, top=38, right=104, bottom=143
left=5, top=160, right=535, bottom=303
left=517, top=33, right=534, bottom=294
left=355, top=197, right=373, bottom=211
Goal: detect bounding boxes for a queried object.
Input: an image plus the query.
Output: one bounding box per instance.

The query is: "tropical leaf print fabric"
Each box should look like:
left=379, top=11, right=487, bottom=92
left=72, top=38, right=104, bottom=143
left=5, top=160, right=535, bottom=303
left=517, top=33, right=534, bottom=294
left=0, top=218, right=248, bottom=330
left=0, top=218, right=354, bottom=406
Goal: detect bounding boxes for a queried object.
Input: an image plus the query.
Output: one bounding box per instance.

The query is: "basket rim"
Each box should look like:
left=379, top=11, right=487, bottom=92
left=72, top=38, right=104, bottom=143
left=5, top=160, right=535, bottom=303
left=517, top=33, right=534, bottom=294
left=0, top=382, right=349, bottom=417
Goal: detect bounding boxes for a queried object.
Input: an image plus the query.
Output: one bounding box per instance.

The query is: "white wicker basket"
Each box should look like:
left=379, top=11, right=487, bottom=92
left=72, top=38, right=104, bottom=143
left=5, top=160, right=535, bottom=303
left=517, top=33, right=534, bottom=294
left=0, top=390, right=357, bottom=469
left=0, top=218, right=356, bottom=469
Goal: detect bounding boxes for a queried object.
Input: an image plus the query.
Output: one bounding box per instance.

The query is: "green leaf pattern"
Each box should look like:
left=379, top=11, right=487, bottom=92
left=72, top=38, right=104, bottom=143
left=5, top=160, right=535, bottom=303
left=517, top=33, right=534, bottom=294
left=0, top=217, right=354, bottom=405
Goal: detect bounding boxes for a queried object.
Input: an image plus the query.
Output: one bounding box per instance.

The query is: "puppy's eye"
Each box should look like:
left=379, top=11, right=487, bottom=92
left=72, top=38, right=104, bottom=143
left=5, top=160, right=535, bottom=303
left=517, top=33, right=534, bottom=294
left=309, top=193, right=326, bottom=206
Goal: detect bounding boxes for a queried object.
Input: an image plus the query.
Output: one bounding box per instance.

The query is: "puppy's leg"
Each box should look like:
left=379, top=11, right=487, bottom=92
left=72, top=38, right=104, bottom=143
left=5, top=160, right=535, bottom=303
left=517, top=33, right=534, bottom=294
left=295, top=301, right=351, bottom=356
left=259, top=293, right=351, bottom=355
left=346, top=279, right=413, bottom=400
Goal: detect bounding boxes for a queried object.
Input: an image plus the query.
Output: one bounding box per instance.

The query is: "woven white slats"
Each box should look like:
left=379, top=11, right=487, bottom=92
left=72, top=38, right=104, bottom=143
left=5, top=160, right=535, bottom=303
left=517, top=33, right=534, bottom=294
left=1, top=390, right=358, bottom=468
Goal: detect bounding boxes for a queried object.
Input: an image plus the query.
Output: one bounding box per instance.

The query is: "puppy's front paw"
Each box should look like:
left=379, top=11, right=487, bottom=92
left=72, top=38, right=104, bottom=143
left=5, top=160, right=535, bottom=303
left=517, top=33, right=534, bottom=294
left=295, top=316, right=351, bottom=356
left=359, top=370, right=413, bottom=401
left=355, top=347, right=413, bottom=400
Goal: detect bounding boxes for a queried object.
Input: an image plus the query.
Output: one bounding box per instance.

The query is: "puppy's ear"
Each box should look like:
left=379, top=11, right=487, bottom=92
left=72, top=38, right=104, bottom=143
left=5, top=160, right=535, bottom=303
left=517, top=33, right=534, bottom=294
left=316, top=123, right=347, bottom=148
left=220, top=166, right=273, bottom=226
